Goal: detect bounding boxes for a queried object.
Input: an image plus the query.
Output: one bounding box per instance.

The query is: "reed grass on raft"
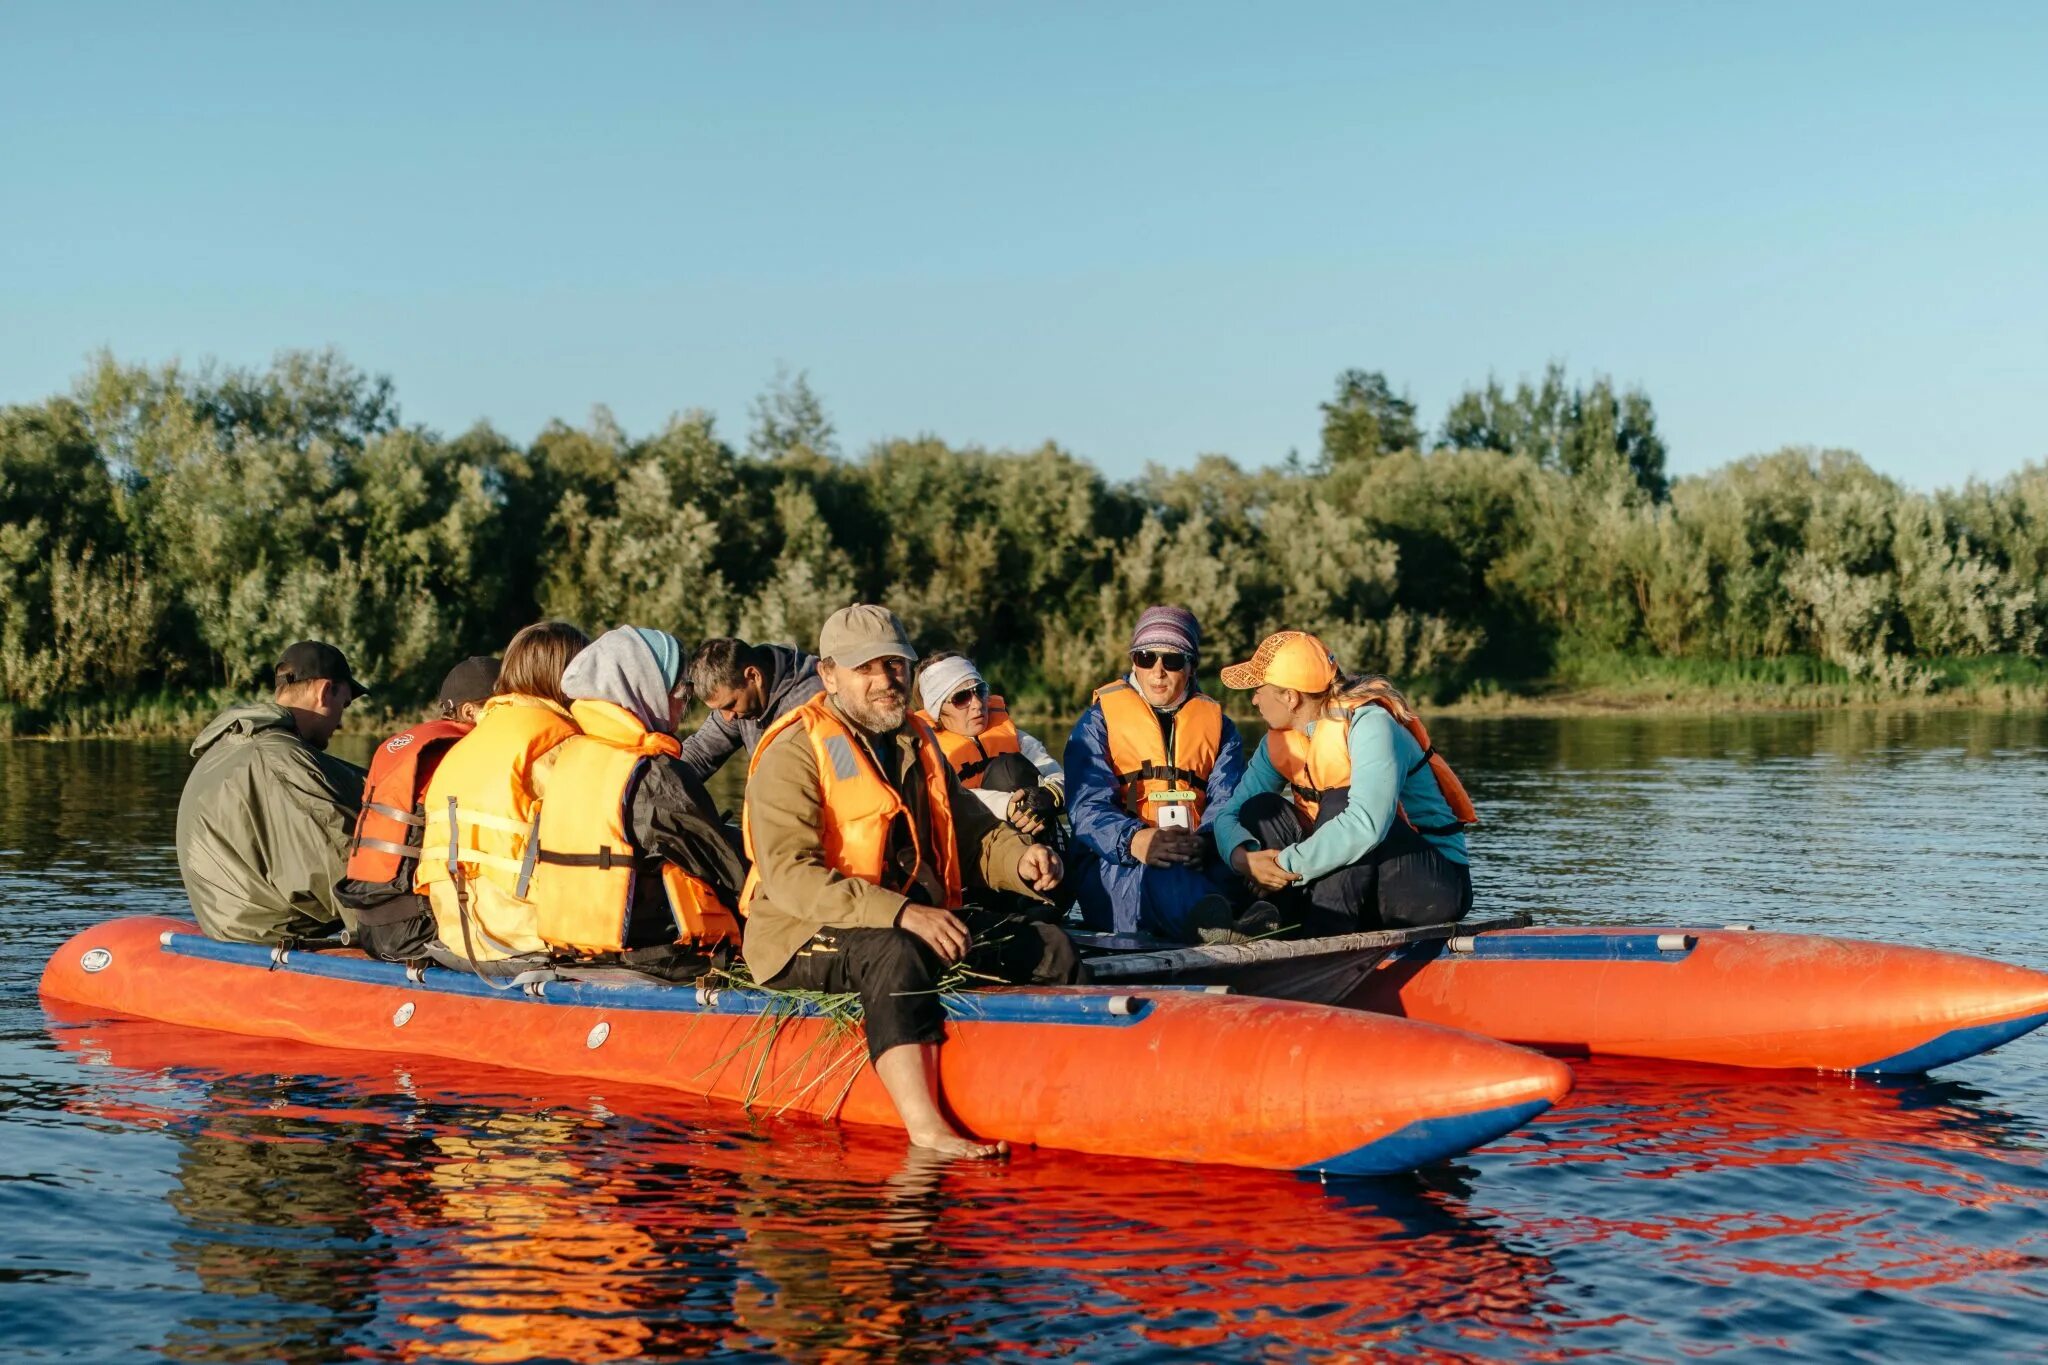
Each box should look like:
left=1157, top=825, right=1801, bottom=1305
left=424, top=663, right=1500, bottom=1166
left=678, top=927, right=1024, bottom=1113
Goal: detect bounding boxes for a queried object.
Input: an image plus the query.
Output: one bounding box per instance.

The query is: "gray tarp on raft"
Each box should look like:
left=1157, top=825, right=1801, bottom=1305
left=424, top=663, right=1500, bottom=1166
left=1078, top=915, right=1535, bottom=1005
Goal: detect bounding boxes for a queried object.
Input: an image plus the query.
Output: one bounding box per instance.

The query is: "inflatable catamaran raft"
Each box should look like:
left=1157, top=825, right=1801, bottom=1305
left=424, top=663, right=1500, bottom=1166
left=1084, top=916, right=2048, bottom=1075
left=40, top=915, right=1572, bottom=1176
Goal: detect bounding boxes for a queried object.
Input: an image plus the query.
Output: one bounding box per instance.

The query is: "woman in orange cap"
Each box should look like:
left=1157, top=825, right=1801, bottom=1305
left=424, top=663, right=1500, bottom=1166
left=1208, top=631, right=1477, bottom=935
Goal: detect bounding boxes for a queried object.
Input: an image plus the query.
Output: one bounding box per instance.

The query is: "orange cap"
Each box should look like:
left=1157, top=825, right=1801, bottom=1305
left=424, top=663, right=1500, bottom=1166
left=1220, top=631, right=1338, bottom=692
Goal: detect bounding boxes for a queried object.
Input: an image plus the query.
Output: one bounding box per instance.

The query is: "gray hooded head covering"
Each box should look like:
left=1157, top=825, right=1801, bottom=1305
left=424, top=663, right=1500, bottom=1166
left=559, top=626, right=684, bottom=731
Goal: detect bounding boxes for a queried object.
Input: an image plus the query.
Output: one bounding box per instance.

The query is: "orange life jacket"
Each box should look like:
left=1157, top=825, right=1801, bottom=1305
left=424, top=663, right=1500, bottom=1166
left=344, top=717, right=474, bottom=893
left=1264, top=683, right=1478, bottom=834
left=741, top=693, right=964, bottom=912
left=1094, top=680, right=1223, bottom=827
left=530, top=698, right=740, bottom=953
left=915, top=694, right=1021, bottom=789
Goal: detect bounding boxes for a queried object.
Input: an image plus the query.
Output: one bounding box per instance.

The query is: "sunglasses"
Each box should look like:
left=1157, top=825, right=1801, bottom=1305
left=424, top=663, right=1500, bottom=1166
left=1131, top=650, right=1189, bottom=673
left=944, top=684, right=987, bottom=709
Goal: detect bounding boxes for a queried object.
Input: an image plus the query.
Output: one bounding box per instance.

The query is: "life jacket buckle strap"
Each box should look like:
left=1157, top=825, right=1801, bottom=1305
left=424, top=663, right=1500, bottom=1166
left=514, top=807, right=543, bottom=900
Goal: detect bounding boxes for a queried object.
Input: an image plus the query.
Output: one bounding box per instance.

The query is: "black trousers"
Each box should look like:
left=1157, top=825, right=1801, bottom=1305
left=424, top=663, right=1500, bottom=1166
left=766, top=909, right=1086, bottom=1059
left=356, top=910, right=438, bottom=962
left=1240, top=788, right=1472, bottom=937
left=334, top=882, right=439, bottom=963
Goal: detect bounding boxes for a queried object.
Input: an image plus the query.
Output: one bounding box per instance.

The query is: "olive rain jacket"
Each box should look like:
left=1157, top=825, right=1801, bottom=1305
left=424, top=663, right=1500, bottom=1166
left=175, top=701, right=366, bottom=944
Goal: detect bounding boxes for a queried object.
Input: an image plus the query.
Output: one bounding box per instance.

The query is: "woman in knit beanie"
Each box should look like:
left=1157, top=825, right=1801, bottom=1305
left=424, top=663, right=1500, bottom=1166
left=1125, top=605, right=1201, bottom=711
left=1059, top=605, right=1247, bottom=939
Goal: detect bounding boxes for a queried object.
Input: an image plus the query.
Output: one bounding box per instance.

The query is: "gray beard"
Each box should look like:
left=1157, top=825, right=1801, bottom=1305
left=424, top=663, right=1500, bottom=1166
left=837, top=691, right=908, bottom=735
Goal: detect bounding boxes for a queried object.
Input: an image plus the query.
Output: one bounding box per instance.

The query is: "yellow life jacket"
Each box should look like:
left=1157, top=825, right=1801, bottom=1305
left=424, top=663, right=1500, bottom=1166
left=1264, top=686, right=1478, bottom=834
left=417, top=694, right=580, bottom=961
left=915, top=694, right=1021, bottom=789
left=740, top=693, right=964, bottom=912
left=1093, top=680, right=1223, bottom=827
left=528, top=698, right=740, bottom=953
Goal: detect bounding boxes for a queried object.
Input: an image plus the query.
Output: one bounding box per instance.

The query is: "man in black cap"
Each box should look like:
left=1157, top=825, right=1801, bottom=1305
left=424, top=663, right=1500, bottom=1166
left=175, top=640, right=371, bottom=944
left=335, top=655, right=502, bottom=960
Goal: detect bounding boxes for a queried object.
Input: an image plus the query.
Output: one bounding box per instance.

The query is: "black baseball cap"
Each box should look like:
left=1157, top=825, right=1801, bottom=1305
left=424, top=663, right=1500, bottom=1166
left=273, top=641, right=369, bottom=697
left=437, top=655, right=501, bottom=707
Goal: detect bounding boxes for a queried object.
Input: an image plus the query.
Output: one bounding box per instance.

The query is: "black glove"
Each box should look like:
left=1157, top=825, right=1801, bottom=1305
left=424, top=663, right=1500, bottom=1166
left=1010, top=786, right=1058, bottom=823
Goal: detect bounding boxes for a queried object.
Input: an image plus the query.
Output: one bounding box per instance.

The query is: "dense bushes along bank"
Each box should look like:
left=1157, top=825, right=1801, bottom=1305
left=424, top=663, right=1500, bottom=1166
left=2, top=352, right=2042, bottom=736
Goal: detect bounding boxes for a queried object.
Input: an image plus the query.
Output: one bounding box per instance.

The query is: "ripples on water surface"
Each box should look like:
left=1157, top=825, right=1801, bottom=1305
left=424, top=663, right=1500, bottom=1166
left=3, top=711, right=2047, bottom=1360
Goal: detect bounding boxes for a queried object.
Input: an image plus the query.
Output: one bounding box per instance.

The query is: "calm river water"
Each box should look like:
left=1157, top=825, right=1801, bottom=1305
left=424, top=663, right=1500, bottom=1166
left=4, top=711, right=2047, bottom=1361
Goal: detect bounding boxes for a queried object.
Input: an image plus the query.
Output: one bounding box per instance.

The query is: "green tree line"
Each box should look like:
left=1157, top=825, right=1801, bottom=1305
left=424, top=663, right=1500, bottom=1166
left=2, top=351, right=2041, bottom=727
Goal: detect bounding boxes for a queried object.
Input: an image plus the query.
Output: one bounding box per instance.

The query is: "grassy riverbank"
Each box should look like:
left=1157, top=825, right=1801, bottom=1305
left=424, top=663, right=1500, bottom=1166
left=0, top=690, right=414, bottom=742
left=8, top=652, right=2044, bottom=741
left=1431, top=652, right=2048, bottom=717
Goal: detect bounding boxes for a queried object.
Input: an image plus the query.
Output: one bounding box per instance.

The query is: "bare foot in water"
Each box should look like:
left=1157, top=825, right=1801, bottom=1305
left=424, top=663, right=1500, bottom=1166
left=908, top=1129, right=1010, bottom=1160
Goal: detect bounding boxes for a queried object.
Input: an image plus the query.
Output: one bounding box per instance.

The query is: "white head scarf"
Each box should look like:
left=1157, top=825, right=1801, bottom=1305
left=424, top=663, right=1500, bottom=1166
left=917, top=655, right=985, bottom=715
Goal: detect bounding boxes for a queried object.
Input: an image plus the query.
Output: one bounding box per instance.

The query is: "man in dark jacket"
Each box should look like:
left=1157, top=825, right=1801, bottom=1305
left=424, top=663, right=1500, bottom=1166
left=676, top=638, right=823, bottom=785
left=175, top=641, right=368, bottom=943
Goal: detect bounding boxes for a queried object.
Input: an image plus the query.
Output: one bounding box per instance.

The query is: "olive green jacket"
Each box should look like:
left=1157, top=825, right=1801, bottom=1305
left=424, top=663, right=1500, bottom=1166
left=175, top=701, right=366, bottom=943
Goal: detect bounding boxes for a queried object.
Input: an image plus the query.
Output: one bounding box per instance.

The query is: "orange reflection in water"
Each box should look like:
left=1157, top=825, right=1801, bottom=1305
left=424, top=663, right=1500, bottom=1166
left=48, top=1008, right=2048, bottom=1361
left=50, top=1007, right=1565, bottom=1359
left=386, top=1112, right=662, bottom=1363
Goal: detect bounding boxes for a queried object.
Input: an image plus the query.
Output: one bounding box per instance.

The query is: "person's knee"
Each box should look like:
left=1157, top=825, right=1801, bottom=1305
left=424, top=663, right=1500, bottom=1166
left=851, top=927, right=942, bottom=993
left=846, top=929, right=946, bottom=1056
left=1377, top=862, right=1470, bottom=929
left=1238, top=791, right=1302, bottom=848
left=1030, top=924, right=1086, bottom=984
left=978, top=751, right=1040, bottom=793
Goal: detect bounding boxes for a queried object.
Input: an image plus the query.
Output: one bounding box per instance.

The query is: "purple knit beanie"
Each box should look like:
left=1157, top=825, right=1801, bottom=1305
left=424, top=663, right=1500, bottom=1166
left=1129, top=605, right=1200, bottom=657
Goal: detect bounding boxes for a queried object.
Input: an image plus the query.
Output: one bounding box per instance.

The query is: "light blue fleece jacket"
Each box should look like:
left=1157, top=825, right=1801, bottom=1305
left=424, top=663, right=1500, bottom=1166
left=1208, top=706, right=1468, bottom=880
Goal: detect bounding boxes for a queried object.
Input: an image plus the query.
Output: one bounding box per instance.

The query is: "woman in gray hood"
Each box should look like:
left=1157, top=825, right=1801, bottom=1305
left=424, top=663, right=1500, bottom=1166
left=534, top=626, right=747, bottom=972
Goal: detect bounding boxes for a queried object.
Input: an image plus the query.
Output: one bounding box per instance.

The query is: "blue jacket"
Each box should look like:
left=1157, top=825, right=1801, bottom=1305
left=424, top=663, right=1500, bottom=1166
left=1062, top=688, right=1246, bottom=937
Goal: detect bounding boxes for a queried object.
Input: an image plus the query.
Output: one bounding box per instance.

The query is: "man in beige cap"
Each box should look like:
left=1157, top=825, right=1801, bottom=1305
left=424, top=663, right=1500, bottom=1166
left=738, top=604, right=1081, bottom=1158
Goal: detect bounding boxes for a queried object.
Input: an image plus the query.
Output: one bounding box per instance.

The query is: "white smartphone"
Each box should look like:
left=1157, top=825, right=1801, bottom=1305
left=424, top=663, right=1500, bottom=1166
left=1156, top=802, right=1193, bottom=831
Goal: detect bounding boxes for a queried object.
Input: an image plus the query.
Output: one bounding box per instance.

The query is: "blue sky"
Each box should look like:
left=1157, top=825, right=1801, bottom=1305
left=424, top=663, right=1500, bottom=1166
left=4, top=2, right=2044, bottom=486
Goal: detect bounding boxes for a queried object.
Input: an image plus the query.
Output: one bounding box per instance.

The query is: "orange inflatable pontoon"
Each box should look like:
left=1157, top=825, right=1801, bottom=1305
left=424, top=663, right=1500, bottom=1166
left=40, top=915, right=1573, bottom=1176
left=1091, top=920, right=2048, bottom=1074
left=1353, top=925, right=2048, bottom=1073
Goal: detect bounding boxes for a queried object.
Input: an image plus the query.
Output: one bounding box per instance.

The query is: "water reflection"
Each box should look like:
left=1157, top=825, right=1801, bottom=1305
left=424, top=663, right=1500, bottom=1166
left=1490, top=1060, right=2048, bottom=1356
left=49, top=1005, right=2048, bottom=1361
left=160, top=1103, right=385, bottom=1363
left=50, top=1010, right=1570, bottom=1360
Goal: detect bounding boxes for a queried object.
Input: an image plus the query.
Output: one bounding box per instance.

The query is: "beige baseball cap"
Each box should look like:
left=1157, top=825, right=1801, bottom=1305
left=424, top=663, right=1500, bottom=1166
left=818, top=604, right=918, bottom=668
